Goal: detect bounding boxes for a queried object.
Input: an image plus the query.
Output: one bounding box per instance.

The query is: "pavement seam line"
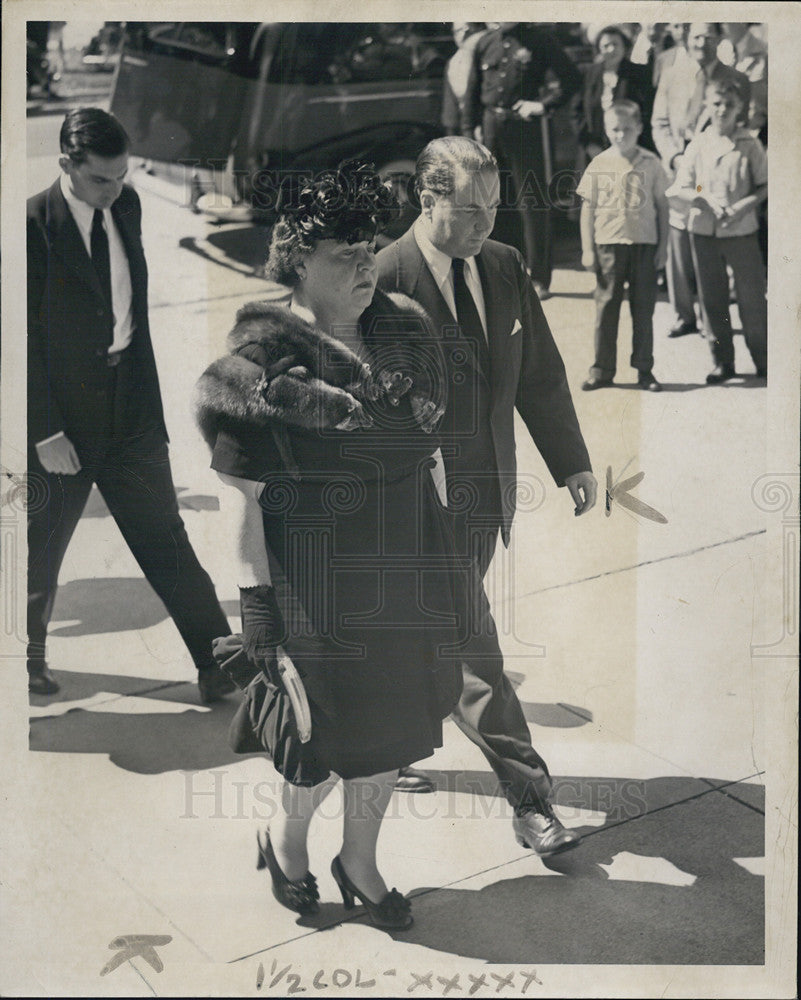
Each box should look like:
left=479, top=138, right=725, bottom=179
left=28, top=681, right=202, bottom=722
left=150, top=290, right=280, bottom=310
left=516, top=528, right=766, bottom=600
left=700, top=776, right=767, bottom=815
left=565, top=770, right=766, bottom=842
left=50, top=811, right=216, bottom=964
left=128, top=959, right=158, bottom=997
left=226, top=771, right=766, bottom=961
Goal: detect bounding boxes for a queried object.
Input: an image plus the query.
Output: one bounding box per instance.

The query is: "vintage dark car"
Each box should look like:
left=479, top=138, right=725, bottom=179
left=111, top=22, right=456, bottom=232
left=110, top=21, right=588, bottom=242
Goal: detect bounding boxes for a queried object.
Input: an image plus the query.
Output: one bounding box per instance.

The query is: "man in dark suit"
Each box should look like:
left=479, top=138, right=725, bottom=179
left=376, top=136, right=597, bottom=855
left=27, top=107, right=233, bottom=700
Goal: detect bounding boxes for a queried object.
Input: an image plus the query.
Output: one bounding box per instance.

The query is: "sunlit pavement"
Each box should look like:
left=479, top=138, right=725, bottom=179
left=6, top=141, right=787, bottom=997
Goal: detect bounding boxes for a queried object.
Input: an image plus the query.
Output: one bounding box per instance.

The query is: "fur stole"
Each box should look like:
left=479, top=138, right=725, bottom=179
left=193, top=288, right=444, bottom=458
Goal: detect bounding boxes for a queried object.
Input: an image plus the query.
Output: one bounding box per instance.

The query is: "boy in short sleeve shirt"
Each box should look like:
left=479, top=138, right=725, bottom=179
left=577, top=100, right=669, bottom=391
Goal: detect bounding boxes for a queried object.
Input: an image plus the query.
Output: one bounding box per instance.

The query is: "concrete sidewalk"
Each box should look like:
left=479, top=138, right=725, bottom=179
left=5, top=174, right=785, bottom=997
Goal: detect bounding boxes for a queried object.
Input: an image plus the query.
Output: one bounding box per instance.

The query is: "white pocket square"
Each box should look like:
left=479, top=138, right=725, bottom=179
left=511, top=319, right=522, bottom=336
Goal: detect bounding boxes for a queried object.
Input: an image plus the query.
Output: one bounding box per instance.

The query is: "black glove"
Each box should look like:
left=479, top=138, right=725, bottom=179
left=211, top=634, right=258, bottom=690
left=239, top=584, right=286, bottom=685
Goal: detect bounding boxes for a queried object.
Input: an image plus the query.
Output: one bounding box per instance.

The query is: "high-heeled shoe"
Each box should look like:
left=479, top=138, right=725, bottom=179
left=257, top=829, right=319, bottom=914
left=330, top=856, right=413, bottom=929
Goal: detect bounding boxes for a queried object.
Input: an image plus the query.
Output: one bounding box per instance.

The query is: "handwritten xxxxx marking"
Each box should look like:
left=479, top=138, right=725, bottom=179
left=100, top=934, right=172, bottom=977
left=606, top=465, right=668, bottom=523
left=251, top=962, right=544, bottom=994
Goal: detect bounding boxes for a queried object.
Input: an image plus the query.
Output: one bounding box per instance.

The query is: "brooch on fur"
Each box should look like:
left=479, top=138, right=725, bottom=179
left=193, top=296, right=445, bottom=458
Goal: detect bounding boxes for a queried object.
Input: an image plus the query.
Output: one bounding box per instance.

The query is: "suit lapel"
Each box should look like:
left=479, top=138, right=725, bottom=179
left=398, top=230, right=495, bottom=386
left=476, top=245, right=516, bottom=397
left=394, top=230, right=455, bottom=339
left=112, top=192, right=146, bottom=316
left=44, top=179, right=106, bottom=301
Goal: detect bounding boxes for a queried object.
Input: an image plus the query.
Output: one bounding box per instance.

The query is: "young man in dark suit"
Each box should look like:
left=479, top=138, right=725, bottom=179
left=376, top=136, right=597, bottom=855
left=27, top=107, right=233, bottom=700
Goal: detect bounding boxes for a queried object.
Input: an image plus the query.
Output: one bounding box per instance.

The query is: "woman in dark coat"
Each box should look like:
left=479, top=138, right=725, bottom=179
left=194, top=161, right=465, bottom=930
left=574, top=24, right=656, bottom=156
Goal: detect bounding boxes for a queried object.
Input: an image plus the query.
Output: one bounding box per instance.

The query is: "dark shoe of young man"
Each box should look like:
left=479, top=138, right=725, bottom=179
left=394, top=766, right=436, bottom=793
left=706, top=364, right=736, bottom=385
left=28, top=662, right=60, bottom=696
left=513, top=805, right=581, bottom=856
left=668, top=319, right=699, bottom=337
left=581, top=375, right=613, bottom=391
left=532, top=281, right=552, bottom=301
left=197, top=664, right=236, bottom=704
left=637, top=371, right=662, bottom=392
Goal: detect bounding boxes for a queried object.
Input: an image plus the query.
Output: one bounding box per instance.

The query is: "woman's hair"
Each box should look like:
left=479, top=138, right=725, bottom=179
left=60, top=107, right=130, bottom=163
left=596, top=25, right=632, bottom=54
left=265, top=159, right=399, bottom=286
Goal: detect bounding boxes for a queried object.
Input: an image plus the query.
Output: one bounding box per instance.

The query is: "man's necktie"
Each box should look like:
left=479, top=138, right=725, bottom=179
left=686, top=68, right=708, bottom=140
left=91, top=208, right=114, bottom=338
left=452, top=257, right=490, bottom=376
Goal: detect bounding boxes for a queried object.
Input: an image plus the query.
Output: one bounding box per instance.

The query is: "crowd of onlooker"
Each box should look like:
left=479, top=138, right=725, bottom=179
left=442, top=21, right=768, bottom=387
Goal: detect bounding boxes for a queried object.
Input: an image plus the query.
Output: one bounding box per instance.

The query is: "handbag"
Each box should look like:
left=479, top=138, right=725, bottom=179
left=212, top=635, right=329, bottom=787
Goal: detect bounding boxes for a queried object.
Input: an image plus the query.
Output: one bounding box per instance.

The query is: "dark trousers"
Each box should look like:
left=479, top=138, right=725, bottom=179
left=484, top=109, right=553, bottom=288
left=666, top=225, right=698, bottom=326
left=450, top=519, right=553, bottom=813
left=690, top=232, right=767, bottom=370
left=27, top=421, right=230, bottom=671
left=590, top=243, right=657, bottom=379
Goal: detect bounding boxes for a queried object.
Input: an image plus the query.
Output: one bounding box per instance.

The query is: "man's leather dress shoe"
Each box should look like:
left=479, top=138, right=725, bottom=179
left=28, top=664, right=60, bottom=696
left=668, top=319, right=698, bottom=337
left=706, top=364, right=736, bottom=385
left=513, top=806, right=581, bottom=856
left=637, top=371, right=662, bottom=392
left=581, top=375, right=613, bottom=391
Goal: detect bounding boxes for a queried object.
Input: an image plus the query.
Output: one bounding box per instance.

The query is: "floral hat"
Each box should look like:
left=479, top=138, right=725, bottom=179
left=275, top=159, right=400, bottom=244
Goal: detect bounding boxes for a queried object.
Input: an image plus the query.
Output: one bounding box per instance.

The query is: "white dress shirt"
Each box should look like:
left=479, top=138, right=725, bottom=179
left=60, top=174, right=134, bottom=354
left=413, top=220, right=489, bottom=340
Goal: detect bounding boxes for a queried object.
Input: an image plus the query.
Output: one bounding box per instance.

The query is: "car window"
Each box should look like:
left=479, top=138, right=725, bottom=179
left=266, top=23, right=453, bottom=86
left=143, top=22, right=262, bottom=78
left=333, top=23, right=448, bottom=83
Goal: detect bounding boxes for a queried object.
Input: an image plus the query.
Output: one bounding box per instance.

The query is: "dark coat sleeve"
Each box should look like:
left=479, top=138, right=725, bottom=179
left=511, top=249, right=591, bottom=484
left=460, top=43, right=483, bottom=133
left=573, top=62, right=602, bottom=148
left=27, top=205, right=66, bottom=444
left=539, top=29, right=583, bottom=111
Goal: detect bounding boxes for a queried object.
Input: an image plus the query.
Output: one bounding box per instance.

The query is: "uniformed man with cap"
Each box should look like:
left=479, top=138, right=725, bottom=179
left=463, top=22, right=582, bottom=299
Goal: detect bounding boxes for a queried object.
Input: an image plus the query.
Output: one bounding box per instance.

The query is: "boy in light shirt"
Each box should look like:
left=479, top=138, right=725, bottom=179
left=577, top=100, right=669, bottom=391
left=665, top=79, right=767, bottom=383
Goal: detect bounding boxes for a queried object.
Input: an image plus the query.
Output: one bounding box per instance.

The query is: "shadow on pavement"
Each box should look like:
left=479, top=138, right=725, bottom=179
left=203, top=224, right=273, bottom=269
left=50, top=577, right=175, bottom=636
left=391, top=776, right=764, bottom=965
left=609, top=381, right=708, bottom=393
left=522, top=701, right=591, bottom=727
left=29, top=670, right=248, bottom=774
left=28, top=677, right=764, bottom=965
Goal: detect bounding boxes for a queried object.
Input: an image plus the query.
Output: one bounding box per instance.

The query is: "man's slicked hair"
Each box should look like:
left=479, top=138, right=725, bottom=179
left=415, top=136, right=498, bottom=198
left=60, top=107, right=130, bottom=164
